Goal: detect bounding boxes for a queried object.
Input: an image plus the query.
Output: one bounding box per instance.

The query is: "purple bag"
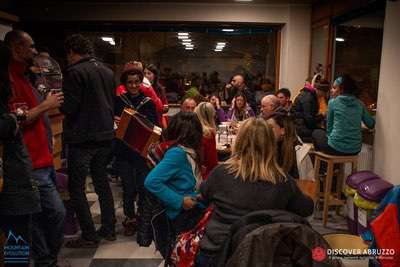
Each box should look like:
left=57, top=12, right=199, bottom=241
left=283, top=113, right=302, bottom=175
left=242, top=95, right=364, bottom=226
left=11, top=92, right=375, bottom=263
left=346, top=171, right=380, bottom=189
left=357, top=178, right=393, bottom=202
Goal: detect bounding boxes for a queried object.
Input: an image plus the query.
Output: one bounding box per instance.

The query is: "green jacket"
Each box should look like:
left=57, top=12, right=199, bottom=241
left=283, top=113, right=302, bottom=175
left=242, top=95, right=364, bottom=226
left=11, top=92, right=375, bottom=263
left=327, top=95, right=375, bottom=154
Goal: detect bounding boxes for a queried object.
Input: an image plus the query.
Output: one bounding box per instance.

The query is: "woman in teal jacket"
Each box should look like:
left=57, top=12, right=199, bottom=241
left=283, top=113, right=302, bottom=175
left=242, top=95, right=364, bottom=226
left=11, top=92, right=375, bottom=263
left=144, top=112, right=205, bottom=233
left=312, top=75, right=375, bottom=155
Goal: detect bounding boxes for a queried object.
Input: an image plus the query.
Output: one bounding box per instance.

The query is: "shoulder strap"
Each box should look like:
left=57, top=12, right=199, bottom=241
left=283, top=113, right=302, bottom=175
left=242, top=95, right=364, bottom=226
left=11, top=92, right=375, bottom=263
left=119, top=93, right=134, bottom=109
left=136, top=97, right=151, bottom=111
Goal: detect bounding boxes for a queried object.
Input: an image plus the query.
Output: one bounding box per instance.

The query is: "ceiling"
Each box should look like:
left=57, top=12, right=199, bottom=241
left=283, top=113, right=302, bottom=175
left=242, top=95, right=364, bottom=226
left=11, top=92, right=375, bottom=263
left=1, top=0, right=316, bottom=14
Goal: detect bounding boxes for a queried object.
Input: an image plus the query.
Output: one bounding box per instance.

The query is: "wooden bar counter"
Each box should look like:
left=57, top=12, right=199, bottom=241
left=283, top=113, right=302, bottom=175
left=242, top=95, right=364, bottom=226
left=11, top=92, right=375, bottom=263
left=48, top=108, right=63, bottom=170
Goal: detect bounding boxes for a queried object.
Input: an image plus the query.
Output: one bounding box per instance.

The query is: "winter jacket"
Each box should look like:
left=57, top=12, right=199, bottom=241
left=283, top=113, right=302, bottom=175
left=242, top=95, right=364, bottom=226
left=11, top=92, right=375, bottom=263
left=61, top=57, right=115, bottom=144
left=137, top=188, right=174, bottom=259
left=219, top=210, right=342, bottom=267
left=327, top=95, right=375, bottom=154
left=0, top=96, right=41, bottom=216
left=292, top=88, right=320, bottom=140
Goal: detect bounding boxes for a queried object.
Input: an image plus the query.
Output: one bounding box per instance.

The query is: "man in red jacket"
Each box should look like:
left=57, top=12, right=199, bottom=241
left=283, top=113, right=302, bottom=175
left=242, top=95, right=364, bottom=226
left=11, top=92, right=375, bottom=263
left=5, top=30, right=65, bottom=267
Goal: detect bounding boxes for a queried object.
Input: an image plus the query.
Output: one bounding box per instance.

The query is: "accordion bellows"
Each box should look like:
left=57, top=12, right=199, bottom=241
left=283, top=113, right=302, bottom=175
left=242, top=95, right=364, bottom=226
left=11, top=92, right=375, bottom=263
left=116, top=108, right=162, bottom=157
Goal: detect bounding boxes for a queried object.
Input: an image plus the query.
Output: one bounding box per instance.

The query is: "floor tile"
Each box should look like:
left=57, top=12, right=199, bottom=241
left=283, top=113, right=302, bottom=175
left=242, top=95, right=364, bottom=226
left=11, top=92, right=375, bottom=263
left=93, top=238, right=162, bottom=259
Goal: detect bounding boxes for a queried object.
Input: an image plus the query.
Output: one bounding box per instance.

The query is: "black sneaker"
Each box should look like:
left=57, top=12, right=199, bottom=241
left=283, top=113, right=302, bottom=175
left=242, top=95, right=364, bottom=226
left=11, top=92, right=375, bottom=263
left=96, top=228, right=116, bottom=241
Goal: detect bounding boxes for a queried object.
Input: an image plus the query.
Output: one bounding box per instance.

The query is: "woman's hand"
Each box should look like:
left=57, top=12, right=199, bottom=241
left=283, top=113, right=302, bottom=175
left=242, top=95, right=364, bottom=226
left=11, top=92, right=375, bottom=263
left=182, top=196, right=197, bottom=210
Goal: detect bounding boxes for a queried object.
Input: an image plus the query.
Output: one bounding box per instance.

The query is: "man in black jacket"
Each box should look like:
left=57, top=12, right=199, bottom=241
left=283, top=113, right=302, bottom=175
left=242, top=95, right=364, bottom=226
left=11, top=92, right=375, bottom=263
left=61, top=34, right=116, bottom=248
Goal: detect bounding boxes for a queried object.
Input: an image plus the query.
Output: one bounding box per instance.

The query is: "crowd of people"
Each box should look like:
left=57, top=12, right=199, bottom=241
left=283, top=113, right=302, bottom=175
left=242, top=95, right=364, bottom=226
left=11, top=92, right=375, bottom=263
left=0, top=30, right=375, bottom=267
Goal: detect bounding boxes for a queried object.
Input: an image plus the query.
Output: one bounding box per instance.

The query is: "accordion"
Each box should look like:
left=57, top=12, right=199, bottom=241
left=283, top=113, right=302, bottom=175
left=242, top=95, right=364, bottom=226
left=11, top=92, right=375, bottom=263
left=115, top=108, right=162, bottom=157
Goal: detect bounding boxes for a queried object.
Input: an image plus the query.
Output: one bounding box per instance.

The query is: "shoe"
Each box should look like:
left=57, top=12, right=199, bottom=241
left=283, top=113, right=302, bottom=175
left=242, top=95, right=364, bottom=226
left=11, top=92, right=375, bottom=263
left=64, top=238, right=99, bottom=248
left=96, top=228, right=117, bottom=241
left=122, top=217, right=137, bottom=236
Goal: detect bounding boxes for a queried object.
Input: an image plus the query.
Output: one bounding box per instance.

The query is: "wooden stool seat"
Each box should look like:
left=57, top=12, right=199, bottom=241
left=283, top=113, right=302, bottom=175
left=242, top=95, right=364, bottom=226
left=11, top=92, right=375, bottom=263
left=313, top=151, right=358, bottom=227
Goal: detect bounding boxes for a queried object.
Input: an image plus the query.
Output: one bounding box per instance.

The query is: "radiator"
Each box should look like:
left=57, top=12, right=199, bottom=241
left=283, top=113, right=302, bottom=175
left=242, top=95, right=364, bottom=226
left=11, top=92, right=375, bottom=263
left=357, top=144, right=374, bottom=171
left=343, top=144, right=374, bottom=180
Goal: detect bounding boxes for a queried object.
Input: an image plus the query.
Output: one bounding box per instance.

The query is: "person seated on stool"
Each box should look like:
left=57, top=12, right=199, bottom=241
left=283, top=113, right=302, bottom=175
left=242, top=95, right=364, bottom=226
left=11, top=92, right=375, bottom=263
left=312, top=74, right=375, bottom=156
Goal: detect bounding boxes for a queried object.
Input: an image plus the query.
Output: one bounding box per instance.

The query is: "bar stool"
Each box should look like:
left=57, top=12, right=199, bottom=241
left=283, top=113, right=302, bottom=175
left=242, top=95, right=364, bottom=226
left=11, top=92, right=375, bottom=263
left=313, top=151, right=358, bottom=227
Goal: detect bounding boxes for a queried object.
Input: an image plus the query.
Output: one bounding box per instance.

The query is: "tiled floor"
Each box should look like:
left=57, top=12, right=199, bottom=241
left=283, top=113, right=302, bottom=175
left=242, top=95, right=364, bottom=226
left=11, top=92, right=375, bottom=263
left=56, top=178, right=364, bottom=267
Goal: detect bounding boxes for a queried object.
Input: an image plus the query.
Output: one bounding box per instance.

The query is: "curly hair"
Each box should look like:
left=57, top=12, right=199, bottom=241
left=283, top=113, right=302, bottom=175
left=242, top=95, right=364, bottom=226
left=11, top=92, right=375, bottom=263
left=120, top=68, right=144, bottom=85
left=64, top=34, right=93, bottom=56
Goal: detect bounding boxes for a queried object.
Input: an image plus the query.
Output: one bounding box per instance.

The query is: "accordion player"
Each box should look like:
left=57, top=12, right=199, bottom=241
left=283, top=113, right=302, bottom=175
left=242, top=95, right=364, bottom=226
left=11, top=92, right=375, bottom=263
left=115, top=107, right=162, bottom=158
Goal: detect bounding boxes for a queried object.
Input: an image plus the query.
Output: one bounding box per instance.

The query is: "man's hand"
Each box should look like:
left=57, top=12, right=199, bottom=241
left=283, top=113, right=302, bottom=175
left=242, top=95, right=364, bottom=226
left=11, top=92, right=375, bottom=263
left=114, top=116, right=121, bottom=126
left=182, top=196, right=197, bottom=210
left=43, top=91, right=64, bottom=110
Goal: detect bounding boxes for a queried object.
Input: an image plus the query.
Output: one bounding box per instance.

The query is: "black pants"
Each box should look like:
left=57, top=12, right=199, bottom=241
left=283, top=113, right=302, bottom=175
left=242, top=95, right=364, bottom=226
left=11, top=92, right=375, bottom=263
left=67, top=143, right=116, bottom=241
left=0, top=214, right=32, bottom=267
left=117, top=159, right=148, bottom=219
left=312, top=129, right=359, bottom=156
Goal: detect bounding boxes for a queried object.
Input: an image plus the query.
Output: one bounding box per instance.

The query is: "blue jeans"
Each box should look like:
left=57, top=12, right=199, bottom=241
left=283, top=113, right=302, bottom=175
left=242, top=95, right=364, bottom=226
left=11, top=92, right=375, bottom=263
left=31, top=167, right=66, bottom=267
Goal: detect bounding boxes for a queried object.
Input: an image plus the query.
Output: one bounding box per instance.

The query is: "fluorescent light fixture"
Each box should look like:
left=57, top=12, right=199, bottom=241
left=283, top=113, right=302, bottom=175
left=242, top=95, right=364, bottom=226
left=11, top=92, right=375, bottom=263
left=109, top=40, right=116, bottom=46
left=216, top=44, right=225, bottom=48
left=178, top=32, right=189, bottom=36
left=185, top=47, right=194, bottom=50
left=214, top=49, right=223, bottom=52
left=178, top=36, right=190, bottom=40
left=335, top=37, right=345, bottom=42
left=101, top=37, right=113, bottom=42
left=222, top=29, right=234, bottom=32
left=184, top=44, right=194, bottom=48
left=217, top=42, right=226, bottom=45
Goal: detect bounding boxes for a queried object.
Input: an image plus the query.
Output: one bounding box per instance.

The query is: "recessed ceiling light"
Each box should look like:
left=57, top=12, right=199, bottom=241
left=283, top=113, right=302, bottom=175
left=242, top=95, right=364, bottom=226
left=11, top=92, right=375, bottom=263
left=109, top=40, right=116, bottom=46
left=222, top=29, right=235, bottom=32
left=182, top=42, right=192, bottom=45
left=185, top=47, right=194, bottom=50
left=178, top=32, right=189, bottom=36
left=178, top=36, right=190, bottom=40
left=215, top=49, right=223, bottom=52
left=184, top=44, right=194, bottom=48
left=335, top=37, right=345, bottom=42
left=217, top=42, right=226, bottom=45
left=101, top=37, right=113, bottom=42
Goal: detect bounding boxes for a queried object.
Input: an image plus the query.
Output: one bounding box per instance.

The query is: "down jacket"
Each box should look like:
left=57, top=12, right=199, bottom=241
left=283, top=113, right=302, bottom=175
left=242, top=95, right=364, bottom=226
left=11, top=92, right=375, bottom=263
left=218, top=210, right=342, bottom=267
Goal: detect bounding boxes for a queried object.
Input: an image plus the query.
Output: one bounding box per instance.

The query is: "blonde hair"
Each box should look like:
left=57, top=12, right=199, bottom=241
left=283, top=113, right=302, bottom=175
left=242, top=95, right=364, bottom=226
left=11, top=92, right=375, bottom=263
left=225, top=118, right=286, bottom=183
left=194, top=102, right=216, bottom=138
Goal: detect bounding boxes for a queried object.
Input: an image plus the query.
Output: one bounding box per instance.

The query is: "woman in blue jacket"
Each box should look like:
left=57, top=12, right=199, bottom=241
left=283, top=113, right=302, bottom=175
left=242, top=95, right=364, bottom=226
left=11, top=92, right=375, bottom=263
left=312, top=75, right=375, bottom=155
left=144, top=112, right=205, bottom=233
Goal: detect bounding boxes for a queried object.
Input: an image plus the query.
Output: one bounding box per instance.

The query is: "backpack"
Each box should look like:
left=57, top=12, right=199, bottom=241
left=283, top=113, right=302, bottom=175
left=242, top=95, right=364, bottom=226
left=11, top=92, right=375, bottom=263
left=170, top=206, right=213, bottom=267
